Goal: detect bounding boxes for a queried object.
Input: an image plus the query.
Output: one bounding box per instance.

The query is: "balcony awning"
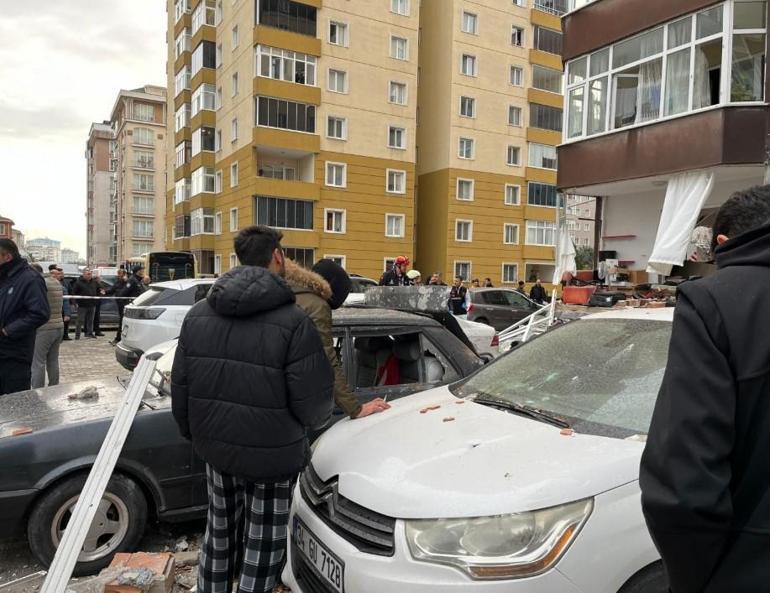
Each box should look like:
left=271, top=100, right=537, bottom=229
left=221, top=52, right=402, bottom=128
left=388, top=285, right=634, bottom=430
left=647, top=171, right=714, bottom=277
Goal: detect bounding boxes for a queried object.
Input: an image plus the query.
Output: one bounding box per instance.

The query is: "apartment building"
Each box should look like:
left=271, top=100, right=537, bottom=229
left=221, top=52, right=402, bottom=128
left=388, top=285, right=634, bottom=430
left=61, top=248, right=81, bottom=264
left=86, top=122, right=115, bottom=266
left=416, top=0, right=563, bottom=286
left=26, top=238, right=61, bottom=263
left=559, top=0, right=768, bottom=280
left=167, top=0, right=418, bottom=278
left=0, top=216, right=13, bottom=240
left=566, top=195, right=596, bottom=249
left=110, top=86, right=168, bottom=263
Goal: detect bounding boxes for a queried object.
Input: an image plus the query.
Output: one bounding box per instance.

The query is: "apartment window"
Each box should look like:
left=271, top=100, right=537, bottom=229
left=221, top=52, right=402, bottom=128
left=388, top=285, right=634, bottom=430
left=174, top=0, right=189, bottom=21
left=506, top=66, right=523, bottom=88
left=456, top=220, right=473, bottom=242
left=174, top=178, right=191, bottom=204
left=388, top=126, right=406, bottom=149
left=284, top=248, right=315, bottom=268
left=457, top=178, right=474, bottom=201
left=256, top=97, right=316, bottom=133
left=214, top=254, right=222, bottom=274
left=192, top=127, right=215, bottom=155
left=535, top=26, right=563, bottom=54
left=191, top=167, right=215, bottom=195
left=213, top=211, right=223, bottom=235
left=325, top=162, right=347, bottom=187
left=192, top=0, right=216, bottom=33
left=230, top=207, right=239, bottom=231
left=133, top=173, right=154, bottom=192
left=385, top=214, right=405, bottom=237
left=461, top=54, right=477, bottom=76
left=324, top=209, right=346, bottom=233
left=390, top=36, right=408, bottom=60
left=230, top=162, right=239, bottom=187
left=133, top=219, right=154, bottom=239
left=508, top=106, right=522, bottom=126
left=512, top=26, right=524, bottom=47
left=325, top=255, right=346, bottom=268
left=256, top=196, right=314, bottom=229
left=530, top=103, right=563, bottom=132
left=528, top=143, right=558, bottom=169
left=505, top=184, right=521, bottom=205
left=532, top=65, right=563, bottom=93
left=504, top=224, right=519, bottom=244
left=215, top=170, right=223, bottom=193
left=173, top=215, right=191, bottom=239
left=231, top=118, right=238, bottom=141
left=192, top=83, right=216, bottom=116
left=454, top=262, right=471, bottom=281
left=174, top=104, right=190, bottom=132
left=192, top=41, right=216, bottom=75
left=328, top=69, right=347, bottom=93
left=133, top=127, right=154, bottom=146
left=502, top=263, right=519, bottom=284
left=191, top=208, right=215, bottom=235
left=229, top=253, right=237, bottom=269
left=258, top=0, right=317, bottom=37
left=462, top=11, right=478, bottom=34
left=215, top=0, right=223, bottom=24
left=174, top=66, right=191, bottom=96
left=134, top=150, right=154, bottom=169
left=232, top=25, right=239, bottom=49
left=132, top=103, right=155, bottom=122
left=458, top=137, right=474, bottom=159
left=386, top=169, right=406, bottom=194
left=231, top=72, right=239, bottom=96
left=175, top=28, right=191, bottom=59
left=391, top=0, right=409, bottom=16
left=133, top=196, right=154, bottom=215
left=513, top=0, right=527, bottom=7
left=215, top=86, right=223, bottom=109
left=327, top=116, right=347, bottom=139
left=459, top=96, right=475, bottom=117
left=507, top=146, right=521, bottom=166
left=216, top=43, right=223, bottom=68
left=528, top=182, right=562, bottom=207
left=175, top=141, right=191, bottom=168
left=389, top=81, right=407, bottom=105
left=526, top=220, right=556, bottom=246
left=255, top=45, right=317, bottom=86
left=329, top=21, right=348, bottom=46
left=215, top=129, right=222, bottom=151
left=584, top=223, right=591, bottom=232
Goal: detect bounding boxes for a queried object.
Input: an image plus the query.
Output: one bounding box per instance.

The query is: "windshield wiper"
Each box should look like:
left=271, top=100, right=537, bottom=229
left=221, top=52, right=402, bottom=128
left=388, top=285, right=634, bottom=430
left=474, top=395, right=570, bottom=429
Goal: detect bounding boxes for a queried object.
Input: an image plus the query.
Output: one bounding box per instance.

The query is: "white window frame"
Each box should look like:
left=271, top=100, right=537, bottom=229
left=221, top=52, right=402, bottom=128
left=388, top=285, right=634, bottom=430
left=230, top=162, right=239, bottom=187
left=456, top=178, right=474, bottom=201
left=328, top=69, right=348, bottom=93
left=214, top=170, right=223, bottom=193
left=229, top=253, right=237, bottom=269
left=329, top=20, right=349, bottom=47
left=385, top=213, right=406, bottom=238
left=455, top=219, right=473, bottom=242
left=507, top=145, right=521, bottom=166
left=389, top=81, right=408, bottom=105
left=526, top=220, right=557, bottom=246
left=231, top=117, right=238, bottom=142
left=229, top=208, right=238, bottom=232
left=458, top=137, right=475, bottom=159
left=214, top=254, right=222, bottom=274
left=214, top=210, right=222, bottom=234
left=508, top=105, right=523, bottom=127
left=459, top=95, right=476, bottom=118
left=325, top=162, right=347, bottom=188
left=461, top=11, right=478, bottom=35
left=390, top=36, right=409, bottom=60
left=386, top=169, right=407, bottom=194
left=232, top=25, right=239, bottom=49
left=324, top=208, right=347, bottom=234
left=454, top=261, right=472, bottom=282
left=502, top=263, right=519, bottom=284
left=504, top=184, right=521, bottom=205
left=388, top=126, right=407, bottom=150
left=512, top=26, right=525, bottom=47
left=461, top=53, right=478, bottom=76
left=326, top=116, right=347, bottom=140
left=528, top=142, right=559, bottom=170
left=503, top=223, right=520, bottom=245
left=391, top=0, right=409, bottom=16
left=510, top=65, right=524, bottom=86
left=324, top=254, right=347, bottom=268
left=231, top=72, right=239, bottom=96
left=255, top=45, right=317, bottom=86
left=216, top=43, right=223, bottom=68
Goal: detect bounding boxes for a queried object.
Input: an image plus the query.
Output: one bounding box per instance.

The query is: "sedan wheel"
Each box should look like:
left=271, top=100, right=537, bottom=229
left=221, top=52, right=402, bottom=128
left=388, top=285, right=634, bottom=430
left=51, top=493, right=129, bottom=563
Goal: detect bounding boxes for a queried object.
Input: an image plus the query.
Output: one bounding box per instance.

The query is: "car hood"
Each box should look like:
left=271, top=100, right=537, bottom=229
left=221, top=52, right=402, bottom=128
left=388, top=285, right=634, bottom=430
left=311, top=387, right=643, bottom=519
left=0, top=378, right=164, bottom=437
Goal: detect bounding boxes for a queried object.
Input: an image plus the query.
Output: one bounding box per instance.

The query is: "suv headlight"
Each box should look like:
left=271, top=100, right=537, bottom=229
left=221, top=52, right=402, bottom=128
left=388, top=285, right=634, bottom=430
left=405, top=498, right=592, bottom=580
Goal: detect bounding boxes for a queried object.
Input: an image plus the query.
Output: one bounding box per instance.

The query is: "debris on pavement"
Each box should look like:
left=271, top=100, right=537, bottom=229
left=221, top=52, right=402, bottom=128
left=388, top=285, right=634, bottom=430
left=174, top=537, right=189, bottom=552
left=68, top=386, right=100, bottom=401
left=104, top=552, right=174, bottom=593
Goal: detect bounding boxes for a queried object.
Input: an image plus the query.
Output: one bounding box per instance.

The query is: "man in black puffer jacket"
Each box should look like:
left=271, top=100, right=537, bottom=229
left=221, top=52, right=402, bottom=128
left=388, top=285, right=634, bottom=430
left=171, top=225, right=333, bottom=593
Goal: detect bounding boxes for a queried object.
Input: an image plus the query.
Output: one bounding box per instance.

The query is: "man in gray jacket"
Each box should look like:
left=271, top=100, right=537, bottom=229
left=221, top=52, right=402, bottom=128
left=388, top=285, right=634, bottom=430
left=31, top=265, right=64, bottom=388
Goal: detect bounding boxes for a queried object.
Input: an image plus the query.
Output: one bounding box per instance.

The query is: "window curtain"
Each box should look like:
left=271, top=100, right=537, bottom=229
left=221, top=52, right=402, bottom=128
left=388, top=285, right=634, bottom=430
left=647, top=171, right=714, bottom=277
left=637, top=59, right=662, bottom=122
left=693, top=46, right=713, bottom=108
left=665, top=49, right=691, bottom=115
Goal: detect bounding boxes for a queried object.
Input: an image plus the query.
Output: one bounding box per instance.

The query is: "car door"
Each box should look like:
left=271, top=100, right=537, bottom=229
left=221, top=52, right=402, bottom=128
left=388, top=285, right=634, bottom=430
left=481, top=291, right=513, bottom=331
left=502, top=290, right=539, bottom=326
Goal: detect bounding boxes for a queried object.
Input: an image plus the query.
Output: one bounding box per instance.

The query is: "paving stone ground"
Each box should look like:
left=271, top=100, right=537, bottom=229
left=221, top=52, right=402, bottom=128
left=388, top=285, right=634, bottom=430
left=57, top=332, right=128, bottom=385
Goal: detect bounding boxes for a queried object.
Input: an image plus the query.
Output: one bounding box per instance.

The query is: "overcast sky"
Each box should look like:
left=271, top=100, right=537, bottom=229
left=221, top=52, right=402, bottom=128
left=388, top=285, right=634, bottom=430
left=0, top=1, right=166, bottom=258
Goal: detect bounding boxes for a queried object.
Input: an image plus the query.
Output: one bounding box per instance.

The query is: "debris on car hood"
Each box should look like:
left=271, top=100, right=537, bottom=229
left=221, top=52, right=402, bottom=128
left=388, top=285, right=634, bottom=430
left=67, top=385, right=100, bottom=401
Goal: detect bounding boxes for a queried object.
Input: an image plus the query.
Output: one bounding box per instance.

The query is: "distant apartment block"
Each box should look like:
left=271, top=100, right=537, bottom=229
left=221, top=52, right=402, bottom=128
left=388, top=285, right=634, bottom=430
left=61, top=248, right=81, bottom=264
left=26, top=237, right=61, bottom=263
left=86, top=122, right=115, bottom=266
left=0, top=216, right=13, bottom=240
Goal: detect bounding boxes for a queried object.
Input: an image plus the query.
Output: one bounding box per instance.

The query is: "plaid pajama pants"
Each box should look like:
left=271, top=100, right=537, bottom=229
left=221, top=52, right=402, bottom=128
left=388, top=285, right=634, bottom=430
left=198, top=464, right=295, bottom=593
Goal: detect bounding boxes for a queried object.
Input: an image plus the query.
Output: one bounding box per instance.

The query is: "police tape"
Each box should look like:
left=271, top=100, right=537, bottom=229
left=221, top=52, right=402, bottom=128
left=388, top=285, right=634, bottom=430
left=66, top=296, right=137, bottom=300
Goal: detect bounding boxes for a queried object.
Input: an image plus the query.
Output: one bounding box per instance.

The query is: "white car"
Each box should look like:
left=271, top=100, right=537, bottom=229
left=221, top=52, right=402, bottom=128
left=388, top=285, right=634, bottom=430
left=115, top=279, right=214, bottom=370
left=456, top=316, right=498, bottom=358
left=284, top=308, right=673, bottom=593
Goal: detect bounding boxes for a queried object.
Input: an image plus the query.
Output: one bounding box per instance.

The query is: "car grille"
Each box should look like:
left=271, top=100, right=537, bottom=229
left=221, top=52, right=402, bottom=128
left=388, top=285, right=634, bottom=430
left=299, top=464, right=396, bottom=556
left=292, top=545, right=338, bottom=593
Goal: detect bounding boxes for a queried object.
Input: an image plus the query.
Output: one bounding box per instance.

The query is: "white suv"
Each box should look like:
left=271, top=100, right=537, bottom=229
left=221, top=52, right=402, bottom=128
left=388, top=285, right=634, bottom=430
left=115, top=279, right=214, bottom=370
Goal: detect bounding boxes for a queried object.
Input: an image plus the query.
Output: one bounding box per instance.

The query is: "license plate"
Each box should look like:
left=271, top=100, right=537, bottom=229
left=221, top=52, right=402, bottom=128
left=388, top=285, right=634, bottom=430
left=293, top=516, right=345, bottom=593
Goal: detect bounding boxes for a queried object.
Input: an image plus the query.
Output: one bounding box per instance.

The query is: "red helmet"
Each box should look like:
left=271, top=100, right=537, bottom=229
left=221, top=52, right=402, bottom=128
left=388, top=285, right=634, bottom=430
left=395, top=256, right=409, bottom=266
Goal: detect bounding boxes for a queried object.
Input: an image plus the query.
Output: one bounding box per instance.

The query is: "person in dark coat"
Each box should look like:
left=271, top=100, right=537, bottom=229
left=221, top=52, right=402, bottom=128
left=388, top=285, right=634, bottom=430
left=171, top=225, right=334, bottom=593
left=516, top=280, right=527, bottom=295
left=379, top=255, right=411, bottom=286
left=448, top=276, right=469, bottom=315
left=70, top=269, right=99, bottom=339
left=118, top=265, right=147, bottom=301
left=107, top=269, right=128, bottom=344
left=529, top=278, right=547, bottom=304
left=0, top=239, right=50, bottom=395
left=640, top=186, right=770, bottom=593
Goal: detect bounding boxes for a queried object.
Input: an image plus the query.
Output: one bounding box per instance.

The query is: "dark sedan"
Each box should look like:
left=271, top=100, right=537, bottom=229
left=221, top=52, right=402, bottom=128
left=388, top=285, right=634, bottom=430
left=467, top=288, right=540, bottom=331
left=0, top=308, right=483, bottom=575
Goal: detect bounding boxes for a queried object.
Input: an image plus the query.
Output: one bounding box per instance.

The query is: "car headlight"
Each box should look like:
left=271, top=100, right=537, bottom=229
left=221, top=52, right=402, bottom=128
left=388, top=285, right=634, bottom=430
left=405, top=498, right=593, bottom=580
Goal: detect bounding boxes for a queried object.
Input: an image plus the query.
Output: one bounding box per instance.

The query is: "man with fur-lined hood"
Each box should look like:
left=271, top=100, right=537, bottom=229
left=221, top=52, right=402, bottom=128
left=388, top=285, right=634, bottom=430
left=285, top=258, right=390, bottom=419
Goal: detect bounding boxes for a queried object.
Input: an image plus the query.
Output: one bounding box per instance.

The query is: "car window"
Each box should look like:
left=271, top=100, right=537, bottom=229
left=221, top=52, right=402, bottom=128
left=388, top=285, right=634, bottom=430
left=421, top=334, right=460, bottom=384
left=351, top=331, right=423, bottom=388
left=483, top=291, right=508, bottom=306
left=132, top=287, right=175, bottom=307
left=156, top=284, right=213, bottom=306
left=502, top=290, right=531, bottom=307
left=350, top=279, right=377, bottom=294
left=452, top=319, right=672, bottom=438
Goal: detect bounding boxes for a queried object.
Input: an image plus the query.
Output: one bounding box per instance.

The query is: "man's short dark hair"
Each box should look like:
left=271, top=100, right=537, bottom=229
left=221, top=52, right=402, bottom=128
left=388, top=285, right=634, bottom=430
left=0, top=239, right=19, bottom=258
left=48, top=264, right=60, bottom=271
left=713, top=185, right=770, bottom=251
left=518, top=280, right=525, bottom=286
left=234, top=225, right=283, bottom=267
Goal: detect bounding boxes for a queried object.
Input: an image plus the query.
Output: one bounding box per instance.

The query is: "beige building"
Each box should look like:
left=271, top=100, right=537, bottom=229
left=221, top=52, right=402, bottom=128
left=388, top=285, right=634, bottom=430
left=416, top=0, right=563, bottom=287
left=167, top=0, right=418, bottom=277
left=566, top=195, right=596, bottom=250
left=86, top=122, right=115, bottom=266
left=109, top=86, right=168, bottom=263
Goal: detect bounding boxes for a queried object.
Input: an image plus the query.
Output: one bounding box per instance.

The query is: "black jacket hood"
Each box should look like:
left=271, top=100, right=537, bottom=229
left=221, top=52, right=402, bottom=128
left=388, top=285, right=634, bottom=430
left=207, top=265, right=295, bottom=317
left=715, top=224, right=770, bottom=269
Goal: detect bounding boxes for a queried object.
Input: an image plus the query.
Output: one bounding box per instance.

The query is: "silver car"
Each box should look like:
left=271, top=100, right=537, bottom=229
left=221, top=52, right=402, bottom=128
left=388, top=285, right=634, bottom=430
left=467, top=288, right=539, bottom=331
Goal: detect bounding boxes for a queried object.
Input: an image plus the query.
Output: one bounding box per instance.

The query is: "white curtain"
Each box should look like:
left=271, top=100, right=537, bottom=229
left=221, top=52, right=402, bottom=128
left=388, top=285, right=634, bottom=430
left=552, top=225, right=577, bottom=284
left=665, top=49, right=691, bottom=115
left=647, top=171, right=714, bottom=277
left=693, top=46, right=713, bottom=108
left=637, top=59, right=662, bottom=122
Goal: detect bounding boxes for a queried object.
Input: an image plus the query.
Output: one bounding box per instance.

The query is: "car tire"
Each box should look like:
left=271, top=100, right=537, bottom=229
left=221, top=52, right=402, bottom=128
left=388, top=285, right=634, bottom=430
left=617, top=561, right=668, bottom=593
left=27, top=473, right=148, bottom=577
